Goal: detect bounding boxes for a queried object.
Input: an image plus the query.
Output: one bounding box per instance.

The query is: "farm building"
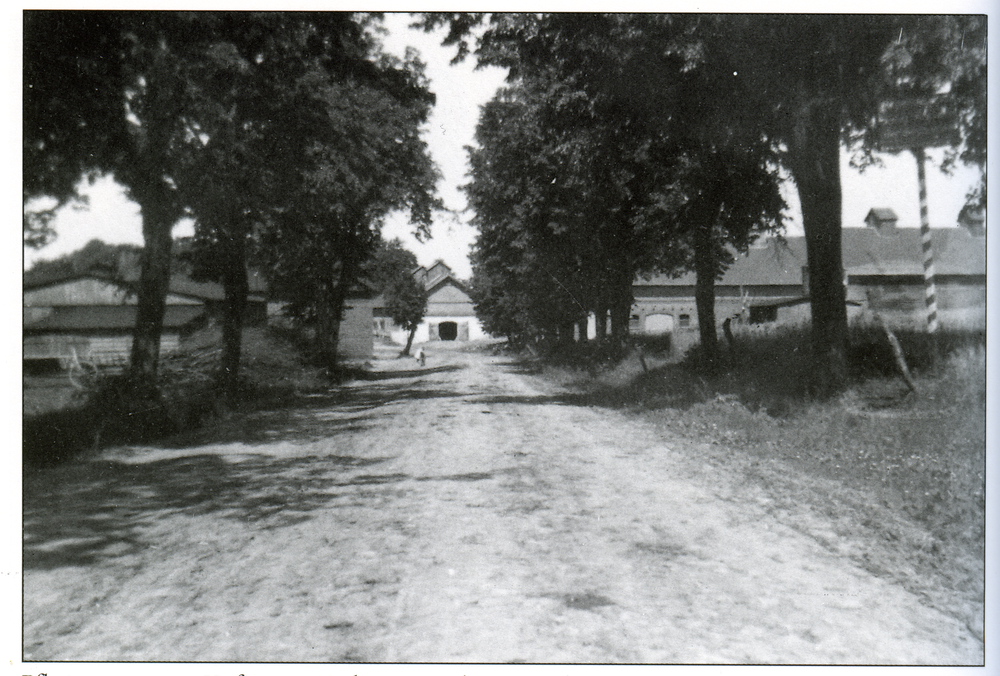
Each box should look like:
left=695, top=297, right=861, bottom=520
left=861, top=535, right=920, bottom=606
left=23, top=273, right=214, bottom=368
left=631, top=208, right=986, bottom=358
left=339, top=295, right=377, bottom=360
left=375, top=260, right=488, bottom=344
left=23, top=265, right=276, bottom=368
left=24, top=259, right=377, bottom=368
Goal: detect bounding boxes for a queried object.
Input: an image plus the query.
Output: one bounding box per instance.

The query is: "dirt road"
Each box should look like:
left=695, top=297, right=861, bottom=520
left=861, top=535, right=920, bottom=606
left=22, top=346, right=982, bottom=664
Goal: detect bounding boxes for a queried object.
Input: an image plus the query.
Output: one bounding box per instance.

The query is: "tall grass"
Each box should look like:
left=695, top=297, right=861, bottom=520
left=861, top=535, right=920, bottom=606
left=536, top=323, right=985, bottom=634
left=543, top=323, right=986, bottom=547
left=23, top=326, right=329, bottom=467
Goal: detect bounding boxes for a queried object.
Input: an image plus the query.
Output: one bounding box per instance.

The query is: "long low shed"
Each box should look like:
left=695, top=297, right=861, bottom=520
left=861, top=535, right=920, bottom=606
left=23, top=305, right=206, bottom=367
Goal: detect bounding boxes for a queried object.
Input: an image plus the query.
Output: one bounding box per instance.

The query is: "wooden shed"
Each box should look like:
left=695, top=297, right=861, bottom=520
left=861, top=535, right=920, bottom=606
left=23, top=274, right=207, bottom=368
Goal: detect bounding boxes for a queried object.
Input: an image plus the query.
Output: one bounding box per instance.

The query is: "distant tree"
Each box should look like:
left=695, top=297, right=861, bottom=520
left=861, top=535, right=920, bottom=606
left=466, top=80, right=603, bottom=352
left=366, top=239, right=428, bottom=356
left=644, top=145, right=784, bottom=367
left=23, top=239, right=142, bottom=287
left=386, top=275, right=429, bottom=357
left=261, top=50, right=441, bottom=374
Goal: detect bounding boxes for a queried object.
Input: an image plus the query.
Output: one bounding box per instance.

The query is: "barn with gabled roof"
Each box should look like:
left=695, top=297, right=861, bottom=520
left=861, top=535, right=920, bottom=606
left=630, top=208, right=985, bottom=358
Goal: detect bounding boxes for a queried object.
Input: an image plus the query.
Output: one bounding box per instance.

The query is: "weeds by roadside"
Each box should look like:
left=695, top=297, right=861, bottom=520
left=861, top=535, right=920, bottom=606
left=534, top=324, right=986, bottom=638
left=23, top=326, right=330, bottom=467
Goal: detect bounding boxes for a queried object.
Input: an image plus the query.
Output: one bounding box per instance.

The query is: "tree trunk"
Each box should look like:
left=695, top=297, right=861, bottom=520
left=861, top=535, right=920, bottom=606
left=219, top=229, right=249, bottom=399
left=122, top=61, right=183, bottom=394
left=315, top=259, right=352, bottom=376
left=788, top=96, right=849, bottom=396
left=693, top=217, right=720, bottom=370
left=558, top=319, right=576, bottom=351
left=127, top=196, right=174, bottom=391
left=610, top=298, right=630, bottom=351
left=315, top=284, right=344, bottom=376
left=594, top=304, right=608, bottom=345
left=690, top=182, right=727, bottom=371
left=401, top=325, right=417, bottom=356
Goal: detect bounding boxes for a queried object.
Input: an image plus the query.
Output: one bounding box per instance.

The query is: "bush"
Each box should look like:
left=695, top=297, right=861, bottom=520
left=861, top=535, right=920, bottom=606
left=23, top=326, right=327, bottom=466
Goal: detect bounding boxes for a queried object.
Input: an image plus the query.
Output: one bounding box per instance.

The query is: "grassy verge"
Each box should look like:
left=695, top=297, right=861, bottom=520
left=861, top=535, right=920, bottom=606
left=23, top=325, right=331, bottom=467
left=535, top=324, right=986, bottom=639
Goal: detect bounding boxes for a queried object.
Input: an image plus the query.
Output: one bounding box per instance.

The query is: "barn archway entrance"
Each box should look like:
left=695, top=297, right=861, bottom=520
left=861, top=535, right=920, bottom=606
left=643, top=313, right=673, bottom=335
left=438, top=321, right=458, bottom=341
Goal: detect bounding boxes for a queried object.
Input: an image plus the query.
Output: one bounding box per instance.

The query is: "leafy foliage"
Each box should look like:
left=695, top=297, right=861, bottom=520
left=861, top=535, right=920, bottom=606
left=366, top=239, right=428, bottom=354
left=259, top=38, right=441, bottom=371
left=432, top=13, right=985, bottom=391
left=24, top=12, right=442, bottom=384
left=464, top=15, right=785, bottom=360
left=23, top=239, right=142, bottom=287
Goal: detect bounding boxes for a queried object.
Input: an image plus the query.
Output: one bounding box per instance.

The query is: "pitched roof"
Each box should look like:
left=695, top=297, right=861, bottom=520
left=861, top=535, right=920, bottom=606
left=864, top=208, right=899, bottom=225
left=23, top=305, right=205, bottom=333
left=842, top=227, right=985, bottom=277
left=22, top=271, right=123, bottom=292
left=166, top=275, right=267, bottom=302
left=636, top=238, right=806, bottom=287
left=427, top=273, right=470, bottom=296
left=635, top=227, right=985, bottom=287
left=23, top=271, right=267, bottom=301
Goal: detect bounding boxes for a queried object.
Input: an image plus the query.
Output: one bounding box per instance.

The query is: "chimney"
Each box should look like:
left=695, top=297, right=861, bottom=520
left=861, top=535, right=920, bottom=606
left=864, top=208, right=899, bottom=233
left=957, top=204, right=985, bottom=237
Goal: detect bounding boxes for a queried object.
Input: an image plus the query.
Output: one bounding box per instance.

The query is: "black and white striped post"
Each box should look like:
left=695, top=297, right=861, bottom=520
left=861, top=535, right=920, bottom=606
left=877, top=97, right=957, bottom=335
left=913, top=147, right=939, bottom=333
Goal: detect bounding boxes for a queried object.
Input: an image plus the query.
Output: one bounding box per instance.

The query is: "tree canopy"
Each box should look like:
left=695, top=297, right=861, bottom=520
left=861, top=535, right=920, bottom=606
left=260, top=45, right=441, bottom=372
left=25, top=11, right=442, bottom=387
left=464, top=15, right=785, bottom=360
left=429, top=13, right=985, bottom=391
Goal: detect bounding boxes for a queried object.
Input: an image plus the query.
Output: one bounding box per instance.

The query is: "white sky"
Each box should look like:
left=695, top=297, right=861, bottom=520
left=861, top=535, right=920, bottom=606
left=19, top=12, right=986, bottom=281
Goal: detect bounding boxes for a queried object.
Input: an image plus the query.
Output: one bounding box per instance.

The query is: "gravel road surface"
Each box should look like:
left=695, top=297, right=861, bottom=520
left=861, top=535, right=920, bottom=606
left=22, top=346, right=982, bottom=664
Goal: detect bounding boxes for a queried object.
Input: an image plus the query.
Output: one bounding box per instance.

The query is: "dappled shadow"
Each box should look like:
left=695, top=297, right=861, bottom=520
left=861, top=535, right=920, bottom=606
left=498, top=362, right=545, bottom=376
left=358, top=364, right=464, bottom=380
left=22, top=452, right=391, bottom=571
left=471, top=393, right=594, bottom=407
left=23, top=454, right=519, bottom=571
left=163, top=386, right=468, bottom=448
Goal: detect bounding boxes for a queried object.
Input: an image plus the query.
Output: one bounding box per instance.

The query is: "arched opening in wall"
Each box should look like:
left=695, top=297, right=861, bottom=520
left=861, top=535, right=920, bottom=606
left=438, top=321, right=458, bottom=341
left=643, top=313, right=674, bottom=335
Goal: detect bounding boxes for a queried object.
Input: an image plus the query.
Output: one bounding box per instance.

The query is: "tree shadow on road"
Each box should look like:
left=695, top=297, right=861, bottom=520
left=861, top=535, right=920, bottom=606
left=163, top=385, right=469, bottom=448
left=23, top=451, right=392, bottom=571
left=472, top=393, right=594, bottom=407
left=357, top=364, right=464, bottom=380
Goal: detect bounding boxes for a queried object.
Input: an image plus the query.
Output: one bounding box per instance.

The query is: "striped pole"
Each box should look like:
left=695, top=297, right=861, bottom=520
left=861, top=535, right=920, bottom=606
left=913, top=147, right=939, bottom=333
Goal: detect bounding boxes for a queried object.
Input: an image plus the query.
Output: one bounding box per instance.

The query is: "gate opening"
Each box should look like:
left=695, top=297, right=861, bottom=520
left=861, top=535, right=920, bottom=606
left=438, top=321, right=458, bottom=341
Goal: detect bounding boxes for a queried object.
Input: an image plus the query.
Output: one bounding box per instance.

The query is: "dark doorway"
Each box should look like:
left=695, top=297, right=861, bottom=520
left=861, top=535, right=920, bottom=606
left=438, top=321, right=458, bottom=341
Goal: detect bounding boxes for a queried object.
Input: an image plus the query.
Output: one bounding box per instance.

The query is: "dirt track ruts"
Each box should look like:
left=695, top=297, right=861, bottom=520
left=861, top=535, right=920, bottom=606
left=22, top=347, right=983, bottom=663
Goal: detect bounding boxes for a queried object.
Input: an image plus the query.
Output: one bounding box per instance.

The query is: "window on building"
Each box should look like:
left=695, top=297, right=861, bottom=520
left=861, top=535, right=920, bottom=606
left=678, top=314, right=691, bottom=328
